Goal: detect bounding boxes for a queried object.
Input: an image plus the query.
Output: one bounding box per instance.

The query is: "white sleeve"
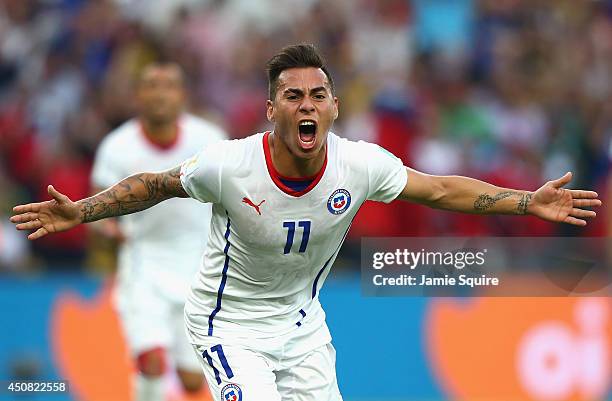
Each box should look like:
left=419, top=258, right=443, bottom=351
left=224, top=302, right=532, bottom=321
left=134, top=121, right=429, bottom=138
left=209, top=124, right=229, bottom=141
left=180, top=142, right=226, bottom=203
left=91, top=139, right=124, bottom=189
left=362, top=142, right=408, bottom=203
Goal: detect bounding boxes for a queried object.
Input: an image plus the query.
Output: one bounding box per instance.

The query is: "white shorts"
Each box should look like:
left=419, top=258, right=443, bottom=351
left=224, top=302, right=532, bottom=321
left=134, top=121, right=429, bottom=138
left=191, top=337, right=343, bottom=401
left=114, top=281, right=200, bottom=371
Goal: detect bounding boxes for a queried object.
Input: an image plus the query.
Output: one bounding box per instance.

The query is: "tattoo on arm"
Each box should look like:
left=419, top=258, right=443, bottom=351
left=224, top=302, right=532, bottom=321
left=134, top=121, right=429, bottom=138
left=474, top=191, right=518, bottom=211
left=79, top=166, right=189, bottom=223
left=517, top=192, right=532, bottom=215
left=473, top=191, right=532, bottom=214
left=159, top=166, right=189, bottom=198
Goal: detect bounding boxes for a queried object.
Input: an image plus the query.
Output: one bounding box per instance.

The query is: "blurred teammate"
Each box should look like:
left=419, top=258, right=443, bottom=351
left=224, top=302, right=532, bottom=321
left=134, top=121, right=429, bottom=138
left=90, top=62, right=226, bottom=401
left=12, top=45, right=601, bottom=401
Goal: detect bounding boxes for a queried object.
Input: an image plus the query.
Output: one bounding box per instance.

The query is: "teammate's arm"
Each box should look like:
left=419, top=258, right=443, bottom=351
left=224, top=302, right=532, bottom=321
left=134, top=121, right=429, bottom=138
left=397, top=168, right=601, bottom=226
left=11, top=166, right=188, bottom=240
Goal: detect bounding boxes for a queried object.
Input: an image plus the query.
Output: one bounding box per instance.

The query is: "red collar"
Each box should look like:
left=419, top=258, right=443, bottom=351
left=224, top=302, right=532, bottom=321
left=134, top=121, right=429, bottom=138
left=139, top=120, right=181, bottom=151
left=262, top=131, right=327, bottom=197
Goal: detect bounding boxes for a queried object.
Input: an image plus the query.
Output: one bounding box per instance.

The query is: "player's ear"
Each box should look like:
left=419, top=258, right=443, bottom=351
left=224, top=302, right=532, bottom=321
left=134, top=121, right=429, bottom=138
left=333, top=97, right=339, bottom=120
left=266, top=99, right=275, bottom=122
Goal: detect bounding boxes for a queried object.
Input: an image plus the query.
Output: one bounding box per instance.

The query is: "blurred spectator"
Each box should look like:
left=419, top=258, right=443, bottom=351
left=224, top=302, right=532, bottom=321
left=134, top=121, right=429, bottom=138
left=27, top=44, right=86, bottom=152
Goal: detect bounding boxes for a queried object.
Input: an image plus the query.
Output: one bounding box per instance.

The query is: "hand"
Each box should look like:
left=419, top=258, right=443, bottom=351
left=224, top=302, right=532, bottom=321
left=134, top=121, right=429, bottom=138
left=10, top=185, right=82, bottom=239
left=529, top=172, right=602, bottom=226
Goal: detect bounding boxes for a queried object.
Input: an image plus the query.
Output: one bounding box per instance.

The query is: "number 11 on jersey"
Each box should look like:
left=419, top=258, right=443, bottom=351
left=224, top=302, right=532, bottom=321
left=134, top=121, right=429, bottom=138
left=283, top=220, right=311, bottom=254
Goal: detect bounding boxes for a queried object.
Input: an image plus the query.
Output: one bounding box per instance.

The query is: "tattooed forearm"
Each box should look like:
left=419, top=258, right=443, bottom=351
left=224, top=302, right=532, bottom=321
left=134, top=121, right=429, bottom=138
left=517, top=192, right=532, bottom=215
left=160, top=166, right=188, bottom=197
left=78, top=166, right=188, bottom=223
left=473, top=191, right=533, bottom=214
left=474, top=191, right=519, bottom=211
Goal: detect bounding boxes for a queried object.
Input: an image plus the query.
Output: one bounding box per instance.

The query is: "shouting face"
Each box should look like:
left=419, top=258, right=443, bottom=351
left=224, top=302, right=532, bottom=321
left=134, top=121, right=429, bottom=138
left=266, top=67, right=338, bottom=161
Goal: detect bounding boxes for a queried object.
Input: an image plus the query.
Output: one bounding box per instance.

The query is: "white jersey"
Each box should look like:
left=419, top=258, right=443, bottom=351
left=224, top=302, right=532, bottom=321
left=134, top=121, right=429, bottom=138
left=91, top=114, right=227, bottom=302
left=180, top=132, right=407, bottom=352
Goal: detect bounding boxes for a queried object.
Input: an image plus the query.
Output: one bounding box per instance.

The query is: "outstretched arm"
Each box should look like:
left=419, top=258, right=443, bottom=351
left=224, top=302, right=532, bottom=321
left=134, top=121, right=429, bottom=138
left=11, top=166, right=187, bottom=240
left=398, top=169, right=601, bottom=226
left=86, top=186, right=127, bottom=243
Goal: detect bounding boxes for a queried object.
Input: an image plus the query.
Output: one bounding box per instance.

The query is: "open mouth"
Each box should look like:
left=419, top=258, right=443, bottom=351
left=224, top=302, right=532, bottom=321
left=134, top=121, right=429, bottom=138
left=298, top=120, right=317, bottom=149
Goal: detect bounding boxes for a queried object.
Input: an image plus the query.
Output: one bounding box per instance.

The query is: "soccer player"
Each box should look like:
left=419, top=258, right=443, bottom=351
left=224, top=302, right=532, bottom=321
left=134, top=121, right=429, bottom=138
left=12, top=45, right=601, bottom=401
left=90, top=62, right=227, bottom=401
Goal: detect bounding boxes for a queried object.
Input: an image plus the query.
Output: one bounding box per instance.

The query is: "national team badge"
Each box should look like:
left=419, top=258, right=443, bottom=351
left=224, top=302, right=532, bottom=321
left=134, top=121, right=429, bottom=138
left=327, top=189, right=351, bottom=215
left=221, top=383, right=242, bottom=401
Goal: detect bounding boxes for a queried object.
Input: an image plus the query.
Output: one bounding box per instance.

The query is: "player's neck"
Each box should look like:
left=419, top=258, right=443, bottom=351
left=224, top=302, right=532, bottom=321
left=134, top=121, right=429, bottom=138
left=269, top=132, right=326, bottom=178
left=140, top=119, right=179, bottom=147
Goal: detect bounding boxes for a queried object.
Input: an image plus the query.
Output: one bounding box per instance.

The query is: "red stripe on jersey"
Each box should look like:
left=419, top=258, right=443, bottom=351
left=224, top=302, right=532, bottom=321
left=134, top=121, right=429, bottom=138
left=139, top=120, right=181, bottom=151
left=263, top=131, right=327, bottom=197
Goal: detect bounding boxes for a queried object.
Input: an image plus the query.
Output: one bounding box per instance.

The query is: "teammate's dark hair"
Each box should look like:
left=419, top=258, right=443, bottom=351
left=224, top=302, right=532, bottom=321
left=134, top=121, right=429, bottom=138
left=137, top=62, right=185, bottom=87
left=266, top=44, right=334, bottom=100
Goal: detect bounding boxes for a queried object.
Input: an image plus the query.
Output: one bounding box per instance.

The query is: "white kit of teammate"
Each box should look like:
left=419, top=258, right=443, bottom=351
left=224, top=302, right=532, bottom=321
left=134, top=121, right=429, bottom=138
left=180, top=131, right=407, bottom=400
left=92, top=114, right=226, bottom=375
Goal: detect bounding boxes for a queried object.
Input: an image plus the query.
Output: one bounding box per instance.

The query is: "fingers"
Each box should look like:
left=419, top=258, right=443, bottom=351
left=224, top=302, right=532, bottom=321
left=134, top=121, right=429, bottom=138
left=12, top=185, right=68, bottom=213
left=563, top=216, right=587, bottom=226
left=563, top=207, right=597, bottom=226
left=12, top=202, right=44, bottom=214
left=551, top=172, right=572, bottom=189
left=573, top=198, right=602, bottom=207
left=570, top=208, right=596, bottom=219
left=570, top=189, right=599, bottom=199
left=28, top=227, right=49, bottom=240
left=48, top=185, right=70, bottom=204
left=15, top=220, right=43, bottom=231
left=10, top=211, right=47, bottom=237
left=570, top=195, right=601, bottom=223
left=10, top=212, right=38, bottom=224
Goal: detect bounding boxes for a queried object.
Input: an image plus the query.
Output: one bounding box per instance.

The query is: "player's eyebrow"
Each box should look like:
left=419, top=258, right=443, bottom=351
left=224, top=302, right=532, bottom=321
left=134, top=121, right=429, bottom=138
left=283, top=87, right=328, bottom=96
left=310, top=86, right=327, bottom=94
left=284, top=88, right=304, bottom=96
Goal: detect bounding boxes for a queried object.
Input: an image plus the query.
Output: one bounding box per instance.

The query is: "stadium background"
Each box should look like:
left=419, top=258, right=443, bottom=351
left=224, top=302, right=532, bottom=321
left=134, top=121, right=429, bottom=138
left=0, top=0, right=611, bottom=400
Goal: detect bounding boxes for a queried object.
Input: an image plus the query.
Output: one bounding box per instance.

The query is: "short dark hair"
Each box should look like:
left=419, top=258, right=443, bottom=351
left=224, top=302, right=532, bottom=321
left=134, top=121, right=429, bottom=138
left=266, top=44, right=334, bottom=100
left=138, top=62, right=185, bottom=87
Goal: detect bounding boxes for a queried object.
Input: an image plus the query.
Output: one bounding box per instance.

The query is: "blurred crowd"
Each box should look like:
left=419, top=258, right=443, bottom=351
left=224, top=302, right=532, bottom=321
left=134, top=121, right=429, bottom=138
left=0, top=0, right=610, bottom=271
